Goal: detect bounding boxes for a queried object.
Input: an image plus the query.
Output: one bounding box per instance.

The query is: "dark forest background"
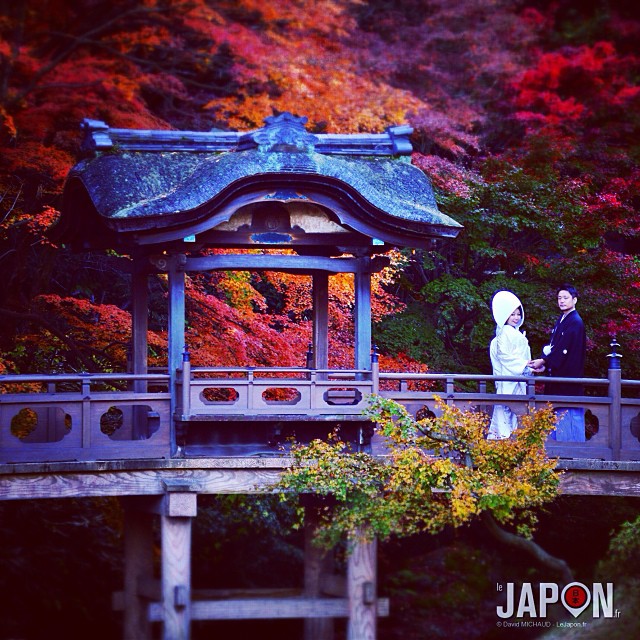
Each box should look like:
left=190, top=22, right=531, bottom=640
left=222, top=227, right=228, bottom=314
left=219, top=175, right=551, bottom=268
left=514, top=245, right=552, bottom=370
left=1, top=1, right=640, bottom=638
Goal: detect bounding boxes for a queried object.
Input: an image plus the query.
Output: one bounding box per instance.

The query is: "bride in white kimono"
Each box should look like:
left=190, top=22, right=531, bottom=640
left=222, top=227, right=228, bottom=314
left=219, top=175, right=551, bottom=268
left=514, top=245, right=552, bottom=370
left=488, top=290, right=532, bottom=439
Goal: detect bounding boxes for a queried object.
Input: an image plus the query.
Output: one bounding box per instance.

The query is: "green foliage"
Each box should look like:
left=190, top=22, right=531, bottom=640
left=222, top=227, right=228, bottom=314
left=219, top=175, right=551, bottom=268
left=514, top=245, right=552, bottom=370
left=597, top=514, right=640, bottom=582
left=373, top=302, right=443, bottom=364
left=276, top=396, right=560, bottom=549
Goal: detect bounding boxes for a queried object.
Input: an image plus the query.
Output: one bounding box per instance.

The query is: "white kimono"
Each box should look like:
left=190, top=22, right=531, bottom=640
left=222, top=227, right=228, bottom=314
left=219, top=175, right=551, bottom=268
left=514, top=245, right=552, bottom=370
left=488, top=291, right=531, bottom=439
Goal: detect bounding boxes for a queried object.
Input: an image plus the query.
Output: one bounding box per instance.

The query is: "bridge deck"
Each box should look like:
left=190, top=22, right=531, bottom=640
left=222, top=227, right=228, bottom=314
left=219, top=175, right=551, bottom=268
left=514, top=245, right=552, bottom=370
left=1, top=456, right=640, bottom=501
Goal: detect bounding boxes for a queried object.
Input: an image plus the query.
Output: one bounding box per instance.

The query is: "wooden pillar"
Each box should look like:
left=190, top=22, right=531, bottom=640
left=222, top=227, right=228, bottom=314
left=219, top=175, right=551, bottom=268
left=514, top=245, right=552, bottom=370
left=122, top=498, right=154, bottom=640
left=354, top=259, right=372, bottom=372
left=160, top=484, right=197, bottom=640
left=131, top=256, right=149, bottom=380
left=132, top=258, right=149, bottom=438
left=303, top=506, right=334, bottom=640
left=313, top=272, right=329, bottom=372
left=347, top=531, right=377, bottom=640
left=168, top=256, right=186, bottom=454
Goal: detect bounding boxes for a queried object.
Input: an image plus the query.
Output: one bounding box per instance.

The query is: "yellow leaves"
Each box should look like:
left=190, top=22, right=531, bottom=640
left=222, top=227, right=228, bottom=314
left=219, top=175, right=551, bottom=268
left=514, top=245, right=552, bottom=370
left=281, top=394, right=561, bottom=545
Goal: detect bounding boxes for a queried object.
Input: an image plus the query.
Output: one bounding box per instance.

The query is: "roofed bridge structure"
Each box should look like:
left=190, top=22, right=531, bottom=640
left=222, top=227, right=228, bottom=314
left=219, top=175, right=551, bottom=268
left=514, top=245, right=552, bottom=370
left=2, top=114, right=640, bottom=639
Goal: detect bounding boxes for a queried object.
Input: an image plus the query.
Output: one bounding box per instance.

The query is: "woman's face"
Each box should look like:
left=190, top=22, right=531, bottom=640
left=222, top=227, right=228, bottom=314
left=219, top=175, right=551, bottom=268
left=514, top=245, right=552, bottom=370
left=506, top=308, right=522, bottom=327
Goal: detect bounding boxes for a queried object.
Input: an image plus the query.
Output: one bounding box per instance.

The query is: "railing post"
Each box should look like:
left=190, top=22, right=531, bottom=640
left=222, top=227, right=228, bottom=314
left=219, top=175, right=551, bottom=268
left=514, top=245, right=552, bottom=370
left=247, top=369, right=255, bottom=410
left=445, top=377, right=454, bottom=405
left=478, top=379, right=487, bottom=414
left=607, top=336, right=622, bottom=460
left=81, top=374, right=91, bottom=449
left=527, top=377, right=536, bottom=413
left=181, top=346, right=191, bottom=419
left=306, top=343, right=314, bottom=381
left=306, top=343, right=314, bottom=369
left=371, top=345, right=379, bottom=395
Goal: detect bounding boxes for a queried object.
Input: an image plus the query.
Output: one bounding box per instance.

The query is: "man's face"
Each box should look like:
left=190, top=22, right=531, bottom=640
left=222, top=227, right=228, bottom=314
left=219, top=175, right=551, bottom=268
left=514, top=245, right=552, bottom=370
left=557, top=290, right=576, bottom=314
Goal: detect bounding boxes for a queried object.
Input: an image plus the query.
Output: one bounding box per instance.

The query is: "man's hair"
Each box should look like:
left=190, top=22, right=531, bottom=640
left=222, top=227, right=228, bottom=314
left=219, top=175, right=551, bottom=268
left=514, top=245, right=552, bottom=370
left=557, top=284, right=578, bottom=298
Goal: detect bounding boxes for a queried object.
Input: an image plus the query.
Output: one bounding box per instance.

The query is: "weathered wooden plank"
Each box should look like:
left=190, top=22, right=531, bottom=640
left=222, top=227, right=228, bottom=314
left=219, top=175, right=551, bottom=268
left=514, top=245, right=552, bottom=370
left=0, top=468, right=284, bottom=500
left=0, top=456, right=293, bottom=474
left=148, top=597, right=390, bottom=621
left=3, top=460, right=640, bottom=501
left=559, top=471, right=640, bottom=496
left=113, top=587, right=308, bottom=609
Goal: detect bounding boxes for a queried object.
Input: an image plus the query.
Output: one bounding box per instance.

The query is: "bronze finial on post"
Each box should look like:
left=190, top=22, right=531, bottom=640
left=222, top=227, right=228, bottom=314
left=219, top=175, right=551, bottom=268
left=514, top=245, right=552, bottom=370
left=371, top=345, right=379, bottom=395
left=607, top=335, right=622, bottom=460
left=181, top=345, right=191, bottom=420
left=607, top=334, right=622, bottom=370
left=306, top=342, right=314, bottom=369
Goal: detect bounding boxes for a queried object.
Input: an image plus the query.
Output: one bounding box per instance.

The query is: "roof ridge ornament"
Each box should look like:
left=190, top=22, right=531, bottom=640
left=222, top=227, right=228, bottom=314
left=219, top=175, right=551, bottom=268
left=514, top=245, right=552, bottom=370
left=241, top=112, right=319, bottom=152
left=78, top=115, right=413, bottom=156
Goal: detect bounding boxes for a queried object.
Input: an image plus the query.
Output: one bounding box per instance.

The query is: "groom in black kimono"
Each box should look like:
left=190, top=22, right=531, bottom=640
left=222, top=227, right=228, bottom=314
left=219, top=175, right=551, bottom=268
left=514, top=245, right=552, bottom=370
left=529, top=285, right=587, bottom=441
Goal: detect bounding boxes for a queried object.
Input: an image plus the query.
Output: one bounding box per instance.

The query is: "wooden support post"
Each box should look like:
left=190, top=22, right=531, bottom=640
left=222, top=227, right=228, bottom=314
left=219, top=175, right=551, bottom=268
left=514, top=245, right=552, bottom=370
left=313, top=272, right=329, bottom=374
left=121, top=498, right=155, bottom=640
left=131, top=258, right=149, bottom=383
left=303, top=506, right=334, bottom=640
left=168, top=257, right=186, bottom=455
left=132, top=261, right=149, bottom=438
left=354, top=260, right=372, bottom=372
left=347, top=531, right=378, bottom=640
left=160, top=482, right=198, bottom=640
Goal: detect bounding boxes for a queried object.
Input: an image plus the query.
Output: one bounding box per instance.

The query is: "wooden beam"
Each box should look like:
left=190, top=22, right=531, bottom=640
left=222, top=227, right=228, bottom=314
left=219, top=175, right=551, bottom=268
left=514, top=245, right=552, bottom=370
left=3, top=460, right=640, bottom=502
left=148, top=597, right=390, bottom=621
left=153, top=254, right=388, bottom=274
left=559, top=471, right=640, bottom=496
left=0, top=467, right=285, bottom=501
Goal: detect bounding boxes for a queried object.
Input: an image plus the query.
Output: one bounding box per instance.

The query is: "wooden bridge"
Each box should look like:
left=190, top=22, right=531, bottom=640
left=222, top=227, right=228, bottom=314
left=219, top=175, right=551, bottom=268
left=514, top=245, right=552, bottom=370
left=4, top=114, right=640, bottom=639
left=2, top=352, right=640, bottom=639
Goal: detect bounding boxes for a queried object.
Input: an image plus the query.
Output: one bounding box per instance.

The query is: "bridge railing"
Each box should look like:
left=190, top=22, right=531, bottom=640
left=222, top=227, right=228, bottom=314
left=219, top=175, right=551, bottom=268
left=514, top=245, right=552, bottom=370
left=2, top=357, right=640, bottom=463
left=0, top=372, right=171, bottom=463
left=377, top=372, right=626, bottom=459
left=175, top=360, right=374, bottom=419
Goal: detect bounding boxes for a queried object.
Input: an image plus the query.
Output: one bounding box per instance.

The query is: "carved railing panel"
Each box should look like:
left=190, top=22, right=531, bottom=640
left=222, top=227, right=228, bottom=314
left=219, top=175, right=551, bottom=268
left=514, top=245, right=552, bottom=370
left=0, top=374, right=171, bottom=463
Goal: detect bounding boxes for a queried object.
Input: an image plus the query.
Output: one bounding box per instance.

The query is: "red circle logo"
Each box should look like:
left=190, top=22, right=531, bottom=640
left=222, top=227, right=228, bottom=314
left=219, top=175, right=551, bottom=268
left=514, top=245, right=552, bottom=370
left=562, top=584, right=588, bottom=608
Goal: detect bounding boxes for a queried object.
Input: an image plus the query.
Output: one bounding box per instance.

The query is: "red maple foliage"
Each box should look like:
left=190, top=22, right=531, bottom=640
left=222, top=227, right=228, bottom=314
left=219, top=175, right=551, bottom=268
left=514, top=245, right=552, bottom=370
left=0, top=0, right=639, bottom=377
